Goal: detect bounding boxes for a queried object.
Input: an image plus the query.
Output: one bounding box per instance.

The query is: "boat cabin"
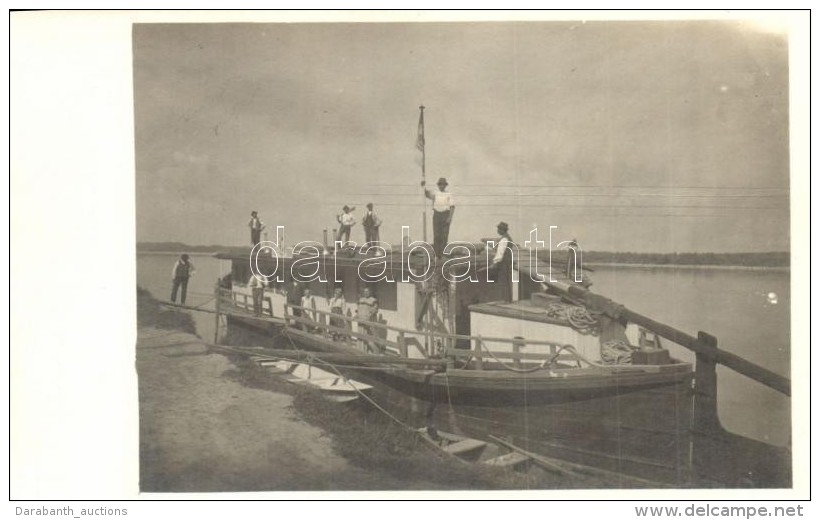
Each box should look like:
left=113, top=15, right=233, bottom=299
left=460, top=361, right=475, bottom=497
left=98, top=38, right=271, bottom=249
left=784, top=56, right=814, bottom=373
left=215, top=243, right=650, bottom=365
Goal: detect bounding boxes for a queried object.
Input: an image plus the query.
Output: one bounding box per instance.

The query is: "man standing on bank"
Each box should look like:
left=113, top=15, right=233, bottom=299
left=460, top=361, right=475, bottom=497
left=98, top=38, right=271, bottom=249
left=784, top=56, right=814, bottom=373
left=362, top=202, right=382, bottom=244
left=248, top=210, right=265, bottom=247
left=422, top=176, right=455, bottom=257
left=170, top=254, right=195, bottom=305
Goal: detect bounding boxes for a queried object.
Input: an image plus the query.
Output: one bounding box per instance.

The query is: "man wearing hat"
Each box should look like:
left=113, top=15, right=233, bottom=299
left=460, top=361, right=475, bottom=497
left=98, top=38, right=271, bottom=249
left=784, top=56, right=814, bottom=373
left=489, top=222, right=514, bottom=302
left=422, top=177, right=455, bottom=257
left=170, top=253, right=195, bottom=305
left=335, top=205, right=357, bottom=244
left=248, top=210, right=265, bottom=247
left=362, top=202, right=382, bottom=244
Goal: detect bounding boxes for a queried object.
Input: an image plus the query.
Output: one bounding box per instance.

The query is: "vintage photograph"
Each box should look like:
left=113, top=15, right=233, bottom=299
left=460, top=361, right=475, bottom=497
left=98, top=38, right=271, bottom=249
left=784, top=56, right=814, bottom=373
left=130, top=15, right=796, bottom=493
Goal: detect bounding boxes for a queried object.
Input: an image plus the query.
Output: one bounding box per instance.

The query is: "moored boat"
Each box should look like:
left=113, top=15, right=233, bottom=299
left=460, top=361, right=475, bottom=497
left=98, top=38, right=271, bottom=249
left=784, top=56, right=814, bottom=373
left=255, top=357, right=373, bottom=403
left=206, top=243, right=790, bottom=487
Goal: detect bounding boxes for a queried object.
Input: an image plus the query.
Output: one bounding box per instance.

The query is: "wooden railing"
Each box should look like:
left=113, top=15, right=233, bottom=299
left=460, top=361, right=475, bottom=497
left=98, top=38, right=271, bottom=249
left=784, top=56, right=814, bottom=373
left=281, top=302, right=598, bottom=370
left=218, top=287, right=275, bottom=318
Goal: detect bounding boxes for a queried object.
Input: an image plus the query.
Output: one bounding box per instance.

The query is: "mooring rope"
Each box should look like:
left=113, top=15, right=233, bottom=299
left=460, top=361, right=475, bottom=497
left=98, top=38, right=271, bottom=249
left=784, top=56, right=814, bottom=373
left=544, top=302, right=600, bottom=335
left=600, top=339, right=635, bottom=365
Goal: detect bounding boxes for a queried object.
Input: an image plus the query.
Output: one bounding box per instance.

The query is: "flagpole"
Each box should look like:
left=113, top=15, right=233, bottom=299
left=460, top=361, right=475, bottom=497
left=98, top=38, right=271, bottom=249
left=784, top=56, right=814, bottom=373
left=418, top=105, right=427, bottom=243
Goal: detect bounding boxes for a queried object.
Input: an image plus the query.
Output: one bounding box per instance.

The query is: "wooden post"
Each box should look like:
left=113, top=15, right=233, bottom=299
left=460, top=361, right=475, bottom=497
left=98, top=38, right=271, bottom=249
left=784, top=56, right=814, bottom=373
left=213, top=281, right=221, bottom=344
left=473, top=336, right=484, bottom=370
left=693, top=331, right=723, bottom=434
left=512, top=336, right=524, bottom=369
left=448, top=280, right=457, bottom=351
left=398, top=331, right=408, bottom=358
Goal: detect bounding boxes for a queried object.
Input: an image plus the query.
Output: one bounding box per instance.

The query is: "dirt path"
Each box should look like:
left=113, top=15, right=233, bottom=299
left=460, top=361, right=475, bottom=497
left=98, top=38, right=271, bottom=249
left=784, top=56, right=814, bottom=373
left=137, top=327, right=411, bottom=492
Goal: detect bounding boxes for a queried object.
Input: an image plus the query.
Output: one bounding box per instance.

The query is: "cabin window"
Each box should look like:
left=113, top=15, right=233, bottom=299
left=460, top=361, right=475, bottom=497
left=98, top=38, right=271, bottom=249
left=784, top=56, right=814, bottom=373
left=232, top=262, right=250, bottom=285
left=365, top=279, right=397, bottom=312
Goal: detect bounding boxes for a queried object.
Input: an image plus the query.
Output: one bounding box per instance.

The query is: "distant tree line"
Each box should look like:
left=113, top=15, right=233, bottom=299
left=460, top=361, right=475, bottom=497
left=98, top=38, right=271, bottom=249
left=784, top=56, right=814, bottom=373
left=137, top=242, right=247, bottom=255
left=540, top=250, right=789, bottom=267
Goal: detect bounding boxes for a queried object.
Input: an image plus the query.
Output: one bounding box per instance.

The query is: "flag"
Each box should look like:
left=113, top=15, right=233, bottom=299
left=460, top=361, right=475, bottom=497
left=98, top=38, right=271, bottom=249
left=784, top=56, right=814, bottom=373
left=416, top=107, right=425, bottom=152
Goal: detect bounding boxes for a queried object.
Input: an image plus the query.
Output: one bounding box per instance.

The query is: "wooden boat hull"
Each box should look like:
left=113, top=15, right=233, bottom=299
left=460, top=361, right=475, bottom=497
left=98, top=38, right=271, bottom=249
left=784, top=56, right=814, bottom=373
left=284, top=326, right=693, bottom=406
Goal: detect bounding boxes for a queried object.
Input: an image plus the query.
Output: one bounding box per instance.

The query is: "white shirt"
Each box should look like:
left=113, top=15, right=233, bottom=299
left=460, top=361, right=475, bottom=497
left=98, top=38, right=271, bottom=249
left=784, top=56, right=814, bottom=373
left=171, top=260, right=195, bottom=278
left=426, top=189, right=454, bottom=212
left=339, top=212, right=356, bottom=226
left=493, top=237, right=510, bottom=265
left=248, top=217, right=265, bottom=230
left=248, top=274, right=264, bottom=288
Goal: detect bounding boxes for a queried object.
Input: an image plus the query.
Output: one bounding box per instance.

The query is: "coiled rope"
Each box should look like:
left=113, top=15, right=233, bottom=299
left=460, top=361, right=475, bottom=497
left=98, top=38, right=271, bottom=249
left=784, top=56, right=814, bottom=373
left=544, top=303, right=600, bottom=335
left=600, top=339, right=635, bottom=365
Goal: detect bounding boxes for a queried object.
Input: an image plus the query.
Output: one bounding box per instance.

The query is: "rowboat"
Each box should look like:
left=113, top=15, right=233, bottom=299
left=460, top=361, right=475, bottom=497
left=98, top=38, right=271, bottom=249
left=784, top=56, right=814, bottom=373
left=254, top=357, right=373, bottom=402
left=418, top=427, right=531, bottom=470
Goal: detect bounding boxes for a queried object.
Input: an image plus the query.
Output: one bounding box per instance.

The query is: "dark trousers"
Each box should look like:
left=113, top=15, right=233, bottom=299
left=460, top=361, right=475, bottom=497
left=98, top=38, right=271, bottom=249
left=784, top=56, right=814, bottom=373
left=490, top=261, right=513, bottom=302
left=252, top=287, right=264, bottom=316
left=171, top=276, right=189, bottom=304
left=364, top=226, right=380, bottom=244
left=335, top=225, right=352, bottom=244
left=433, top=210, right=451, bottom=257
left=251, top=229, right=261, bottom=246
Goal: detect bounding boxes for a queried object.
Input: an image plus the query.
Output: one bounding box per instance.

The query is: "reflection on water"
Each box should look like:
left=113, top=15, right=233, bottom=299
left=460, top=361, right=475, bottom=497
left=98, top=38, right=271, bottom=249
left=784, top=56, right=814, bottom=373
left=136, top=254, right=791, bottom=447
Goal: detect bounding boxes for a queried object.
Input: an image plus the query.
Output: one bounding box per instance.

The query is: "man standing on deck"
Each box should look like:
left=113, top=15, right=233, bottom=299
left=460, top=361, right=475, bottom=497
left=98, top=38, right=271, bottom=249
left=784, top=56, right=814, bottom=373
left=170, top=254, right=195, bottom=305
left=335, top=205, right=357, bottom=245
left=248, top=210, right=265, bottom=247
left=357, top=287, right=379, bottom=353
left=489, top=222, right=514, bottom=302
left=422, top=177, right=455, bottom=257
left=362, top=202, right=382, bottom=245
left=248, top=273, right=265, bottom=316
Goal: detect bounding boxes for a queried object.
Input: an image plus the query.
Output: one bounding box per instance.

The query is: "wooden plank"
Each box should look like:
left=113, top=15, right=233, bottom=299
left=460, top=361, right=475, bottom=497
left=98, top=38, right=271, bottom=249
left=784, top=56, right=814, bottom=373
left=482, top=452, right=530, bottom=469
left=210, top=344, right=450, bottom=368
left=443, top=438, right=487, bottom=455
left=556, top=283, right=790, bottom=396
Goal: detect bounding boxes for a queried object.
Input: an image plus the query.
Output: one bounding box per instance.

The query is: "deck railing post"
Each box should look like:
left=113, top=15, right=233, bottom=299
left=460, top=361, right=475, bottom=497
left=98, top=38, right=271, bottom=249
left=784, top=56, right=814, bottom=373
left=213, top=280, right=221, bottom=344
left=513, top=336, right=525, bottom=369
left=693, top=331, right=723, bottom=434
left=319, top=312, right=327, bottom=336
left=473, top=336, right=484, bottom=370
left=398, top=331, right=408, bottom=358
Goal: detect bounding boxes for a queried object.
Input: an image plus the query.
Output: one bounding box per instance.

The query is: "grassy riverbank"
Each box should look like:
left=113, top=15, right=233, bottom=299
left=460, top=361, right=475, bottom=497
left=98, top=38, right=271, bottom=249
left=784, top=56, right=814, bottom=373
left=137, top=286, right=196, bottom=334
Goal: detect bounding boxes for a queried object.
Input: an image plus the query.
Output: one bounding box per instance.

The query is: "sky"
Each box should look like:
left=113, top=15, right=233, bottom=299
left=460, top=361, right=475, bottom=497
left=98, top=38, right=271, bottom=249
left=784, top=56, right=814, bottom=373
left=133, top=19, right=790, bottom=253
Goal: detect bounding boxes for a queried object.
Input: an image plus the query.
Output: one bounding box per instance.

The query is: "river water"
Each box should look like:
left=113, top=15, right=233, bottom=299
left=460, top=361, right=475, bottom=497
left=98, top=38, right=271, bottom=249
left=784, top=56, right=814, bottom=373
left=137, top=253, right=791, bottom=448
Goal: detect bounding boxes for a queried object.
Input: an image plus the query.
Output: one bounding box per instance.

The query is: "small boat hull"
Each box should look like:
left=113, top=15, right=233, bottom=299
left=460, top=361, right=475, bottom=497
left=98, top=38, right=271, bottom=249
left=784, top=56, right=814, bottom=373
left=258, top=358, right=373, bottom=403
